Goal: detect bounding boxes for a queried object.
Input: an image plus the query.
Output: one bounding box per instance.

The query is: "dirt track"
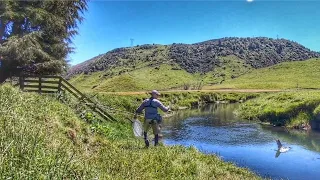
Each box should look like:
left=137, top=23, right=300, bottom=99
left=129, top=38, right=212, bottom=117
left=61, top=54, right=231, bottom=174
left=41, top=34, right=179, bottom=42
left=101, top=89, right=284, bottom=95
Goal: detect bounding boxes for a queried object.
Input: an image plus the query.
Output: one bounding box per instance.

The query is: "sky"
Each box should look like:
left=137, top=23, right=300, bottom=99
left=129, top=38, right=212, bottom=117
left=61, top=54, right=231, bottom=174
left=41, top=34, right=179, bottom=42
left=69, top=0, right=320, bottom=65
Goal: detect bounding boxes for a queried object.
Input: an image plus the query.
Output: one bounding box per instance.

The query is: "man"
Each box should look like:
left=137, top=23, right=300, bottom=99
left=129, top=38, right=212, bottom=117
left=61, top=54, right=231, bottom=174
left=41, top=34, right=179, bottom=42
left=134, top=90, right=169, bottom=147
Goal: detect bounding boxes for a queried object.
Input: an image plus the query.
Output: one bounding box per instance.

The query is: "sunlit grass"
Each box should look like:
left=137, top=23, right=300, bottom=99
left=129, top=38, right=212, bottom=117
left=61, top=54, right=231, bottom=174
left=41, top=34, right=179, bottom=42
left=208, top=58, right=320, bottom=90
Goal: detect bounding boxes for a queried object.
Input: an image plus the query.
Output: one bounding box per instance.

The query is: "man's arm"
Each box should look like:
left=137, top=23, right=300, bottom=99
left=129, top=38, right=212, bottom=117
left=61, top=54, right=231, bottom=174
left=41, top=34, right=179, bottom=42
left=156, top=100, right=169, bottom=112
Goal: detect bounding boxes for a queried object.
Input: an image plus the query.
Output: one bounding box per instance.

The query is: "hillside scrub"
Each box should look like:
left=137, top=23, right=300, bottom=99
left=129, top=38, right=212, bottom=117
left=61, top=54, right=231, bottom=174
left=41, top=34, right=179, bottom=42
left=0, top=85, right=259, bottom=179
left=236, top=91, right=320, bottom=128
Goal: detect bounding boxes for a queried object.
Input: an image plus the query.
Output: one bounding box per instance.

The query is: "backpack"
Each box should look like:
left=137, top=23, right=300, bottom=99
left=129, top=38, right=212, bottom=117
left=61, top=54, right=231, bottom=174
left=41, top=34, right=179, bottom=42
left=145, top=98, right=162, bottom=123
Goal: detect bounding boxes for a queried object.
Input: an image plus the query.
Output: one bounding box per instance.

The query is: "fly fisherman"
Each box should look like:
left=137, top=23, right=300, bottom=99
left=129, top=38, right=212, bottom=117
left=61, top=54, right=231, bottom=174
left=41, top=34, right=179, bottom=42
left=134, top=90, right=170, bottom=147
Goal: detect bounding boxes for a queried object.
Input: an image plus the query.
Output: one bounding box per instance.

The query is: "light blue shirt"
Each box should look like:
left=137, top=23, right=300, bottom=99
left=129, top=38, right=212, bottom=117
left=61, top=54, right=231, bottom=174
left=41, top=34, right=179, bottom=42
left=136, top=98, right=169, bottom=119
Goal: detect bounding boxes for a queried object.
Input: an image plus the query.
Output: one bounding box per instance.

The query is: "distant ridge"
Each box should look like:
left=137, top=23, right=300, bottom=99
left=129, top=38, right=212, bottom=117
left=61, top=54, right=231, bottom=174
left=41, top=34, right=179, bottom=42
left=67, top=37, right=320, bottom=78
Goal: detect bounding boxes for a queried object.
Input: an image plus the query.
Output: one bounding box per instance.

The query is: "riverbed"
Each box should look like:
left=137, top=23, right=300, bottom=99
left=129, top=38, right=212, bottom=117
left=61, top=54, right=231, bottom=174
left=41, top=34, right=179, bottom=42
left=162, top=103, right=320, bottom=180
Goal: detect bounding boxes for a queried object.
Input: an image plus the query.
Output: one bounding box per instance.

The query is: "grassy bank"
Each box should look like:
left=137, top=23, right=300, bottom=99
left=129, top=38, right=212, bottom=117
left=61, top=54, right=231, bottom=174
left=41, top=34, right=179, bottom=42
left=0, top=85, right=259, bottom=179
left=237, top=91, right=320, bottom=128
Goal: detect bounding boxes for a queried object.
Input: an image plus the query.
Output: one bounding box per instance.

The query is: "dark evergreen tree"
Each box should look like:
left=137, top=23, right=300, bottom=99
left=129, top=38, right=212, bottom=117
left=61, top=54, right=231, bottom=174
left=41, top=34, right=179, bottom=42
left=0, top=0, right=87, bottom=82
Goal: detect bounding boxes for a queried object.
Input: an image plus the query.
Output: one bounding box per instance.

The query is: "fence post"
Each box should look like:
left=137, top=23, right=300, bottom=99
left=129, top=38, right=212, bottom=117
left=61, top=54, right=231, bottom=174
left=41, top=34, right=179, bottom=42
left=19, top=73, right=24, bottom=91
left=58, top=77, right=62, bottom=92
left=39, top=76, right=42, bottom=94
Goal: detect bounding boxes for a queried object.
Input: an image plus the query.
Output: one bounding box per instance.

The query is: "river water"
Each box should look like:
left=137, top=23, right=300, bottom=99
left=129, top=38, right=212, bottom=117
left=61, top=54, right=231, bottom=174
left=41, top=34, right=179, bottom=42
left=162, top=103, right=320, bottom=180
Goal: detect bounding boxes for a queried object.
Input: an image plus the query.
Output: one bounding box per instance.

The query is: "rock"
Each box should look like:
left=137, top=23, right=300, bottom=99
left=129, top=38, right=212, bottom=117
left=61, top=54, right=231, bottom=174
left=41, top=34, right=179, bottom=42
left=215, top=100, right=228, bottom=104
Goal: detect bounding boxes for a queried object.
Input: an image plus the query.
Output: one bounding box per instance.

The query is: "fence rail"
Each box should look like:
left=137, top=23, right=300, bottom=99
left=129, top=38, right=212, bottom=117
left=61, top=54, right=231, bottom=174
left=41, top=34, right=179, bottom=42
left=19, top=75, right=116, bottom=122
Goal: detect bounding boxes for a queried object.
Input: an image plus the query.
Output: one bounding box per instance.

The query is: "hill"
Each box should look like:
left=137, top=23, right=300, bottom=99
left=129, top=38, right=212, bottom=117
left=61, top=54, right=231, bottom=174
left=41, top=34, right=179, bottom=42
left=206, top=58, right=320, bottom=90
left=67, top=37, right=320, bottom=92
left=68, top=37, right=319, bottom=76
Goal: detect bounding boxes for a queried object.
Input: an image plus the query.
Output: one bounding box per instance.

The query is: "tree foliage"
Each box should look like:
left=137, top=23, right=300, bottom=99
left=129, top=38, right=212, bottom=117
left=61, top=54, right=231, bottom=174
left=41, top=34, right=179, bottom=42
left=0, top=0, right=87, bottom=82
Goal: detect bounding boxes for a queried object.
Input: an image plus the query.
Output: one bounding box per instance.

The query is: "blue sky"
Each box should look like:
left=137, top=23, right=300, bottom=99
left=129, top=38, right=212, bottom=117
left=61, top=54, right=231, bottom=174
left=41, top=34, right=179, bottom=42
left=69, top=0, right=320, bottom=65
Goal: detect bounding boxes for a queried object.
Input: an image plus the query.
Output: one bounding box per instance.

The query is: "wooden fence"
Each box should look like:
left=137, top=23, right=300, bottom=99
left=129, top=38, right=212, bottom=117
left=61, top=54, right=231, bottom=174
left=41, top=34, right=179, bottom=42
left=19, top=75, right=116, bottom=121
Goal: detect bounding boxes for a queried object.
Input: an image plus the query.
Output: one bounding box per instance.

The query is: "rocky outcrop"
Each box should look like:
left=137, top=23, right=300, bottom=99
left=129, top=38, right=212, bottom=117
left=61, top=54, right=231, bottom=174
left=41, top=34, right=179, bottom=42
left=169, top=37, right=320, bottom=73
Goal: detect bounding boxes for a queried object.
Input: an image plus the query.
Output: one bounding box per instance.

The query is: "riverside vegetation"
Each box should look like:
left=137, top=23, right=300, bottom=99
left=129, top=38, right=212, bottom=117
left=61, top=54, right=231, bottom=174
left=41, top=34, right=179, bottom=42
left=237, top=91, right=320, bottom=128
left=0, top=85, right=260, bottom=179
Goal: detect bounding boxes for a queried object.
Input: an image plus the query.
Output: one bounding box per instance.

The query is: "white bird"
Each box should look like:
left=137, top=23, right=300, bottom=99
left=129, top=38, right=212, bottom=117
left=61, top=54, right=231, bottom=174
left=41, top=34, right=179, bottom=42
left=276, top=139, right=291, bottom=153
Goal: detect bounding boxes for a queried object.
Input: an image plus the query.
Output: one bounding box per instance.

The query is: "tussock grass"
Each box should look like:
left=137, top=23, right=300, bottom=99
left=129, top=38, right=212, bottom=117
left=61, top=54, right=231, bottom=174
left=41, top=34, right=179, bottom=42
left=0, top=85, right=259, bottom=179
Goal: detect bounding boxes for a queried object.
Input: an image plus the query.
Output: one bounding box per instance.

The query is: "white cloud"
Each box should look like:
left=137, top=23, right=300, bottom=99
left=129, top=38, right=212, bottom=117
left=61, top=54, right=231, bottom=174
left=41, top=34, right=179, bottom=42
left=247, top=0, right=254, bottom=2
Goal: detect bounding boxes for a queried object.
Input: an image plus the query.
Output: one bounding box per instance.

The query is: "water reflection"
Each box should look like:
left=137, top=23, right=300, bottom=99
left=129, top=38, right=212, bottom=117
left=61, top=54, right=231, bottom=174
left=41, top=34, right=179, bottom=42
left=162, top=103, right=320, bottom=180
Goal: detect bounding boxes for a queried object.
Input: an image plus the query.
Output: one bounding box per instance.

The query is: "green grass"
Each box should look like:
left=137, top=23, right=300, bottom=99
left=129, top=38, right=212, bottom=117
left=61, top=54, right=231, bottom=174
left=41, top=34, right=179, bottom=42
left=0, top=85, right=260, bottom=179
left=69, top=55, right=251, bottom=92
left=70, top=64, right=200, bottom=92
left=97, top=64, right=201, bottom=92
left=208, top=58, right=320, bottom=89
left=237, top=91, right=320, bottom=127
left=0, top=85, right=93, bottom=178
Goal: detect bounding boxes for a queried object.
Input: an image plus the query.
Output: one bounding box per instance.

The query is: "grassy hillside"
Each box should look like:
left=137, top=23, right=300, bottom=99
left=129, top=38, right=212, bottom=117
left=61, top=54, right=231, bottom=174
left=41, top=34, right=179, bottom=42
left=69, top=55, right=251, bottom=92
left=70, top=57, right=320, bottom=92
left=68, top=37, right=320, bottom=78
left=206, top=58, right=320, bottom=90
left=0, top=85, right=259, bottom=179
left=69, top=64, right=199, bottom=92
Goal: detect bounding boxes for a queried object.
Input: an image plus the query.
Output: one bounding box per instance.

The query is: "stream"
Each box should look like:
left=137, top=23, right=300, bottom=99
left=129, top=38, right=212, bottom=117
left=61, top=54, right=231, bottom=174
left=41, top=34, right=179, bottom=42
left=162, top=103, right=320, bottom=180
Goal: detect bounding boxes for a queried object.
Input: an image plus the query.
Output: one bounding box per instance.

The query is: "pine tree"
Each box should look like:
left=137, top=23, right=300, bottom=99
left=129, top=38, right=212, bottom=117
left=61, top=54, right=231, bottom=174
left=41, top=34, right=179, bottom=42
left=0, top=0, right=87, bottom=82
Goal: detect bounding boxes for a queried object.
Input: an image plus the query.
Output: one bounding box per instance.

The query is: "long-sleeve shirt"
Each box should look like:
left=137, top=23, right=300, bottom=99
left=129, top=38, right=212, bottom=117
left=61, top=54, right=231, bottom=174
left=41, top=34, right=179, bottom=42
left=135, top=98, right=169, bottom=119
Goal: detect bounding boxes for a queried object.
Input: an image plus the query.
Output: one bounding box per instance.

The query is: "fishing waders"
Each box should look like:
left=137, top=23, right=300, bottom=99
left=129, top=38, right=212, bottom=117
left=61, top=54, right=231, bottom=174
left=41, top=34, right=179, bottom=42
left=143, top=119, right=160, bottom=147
